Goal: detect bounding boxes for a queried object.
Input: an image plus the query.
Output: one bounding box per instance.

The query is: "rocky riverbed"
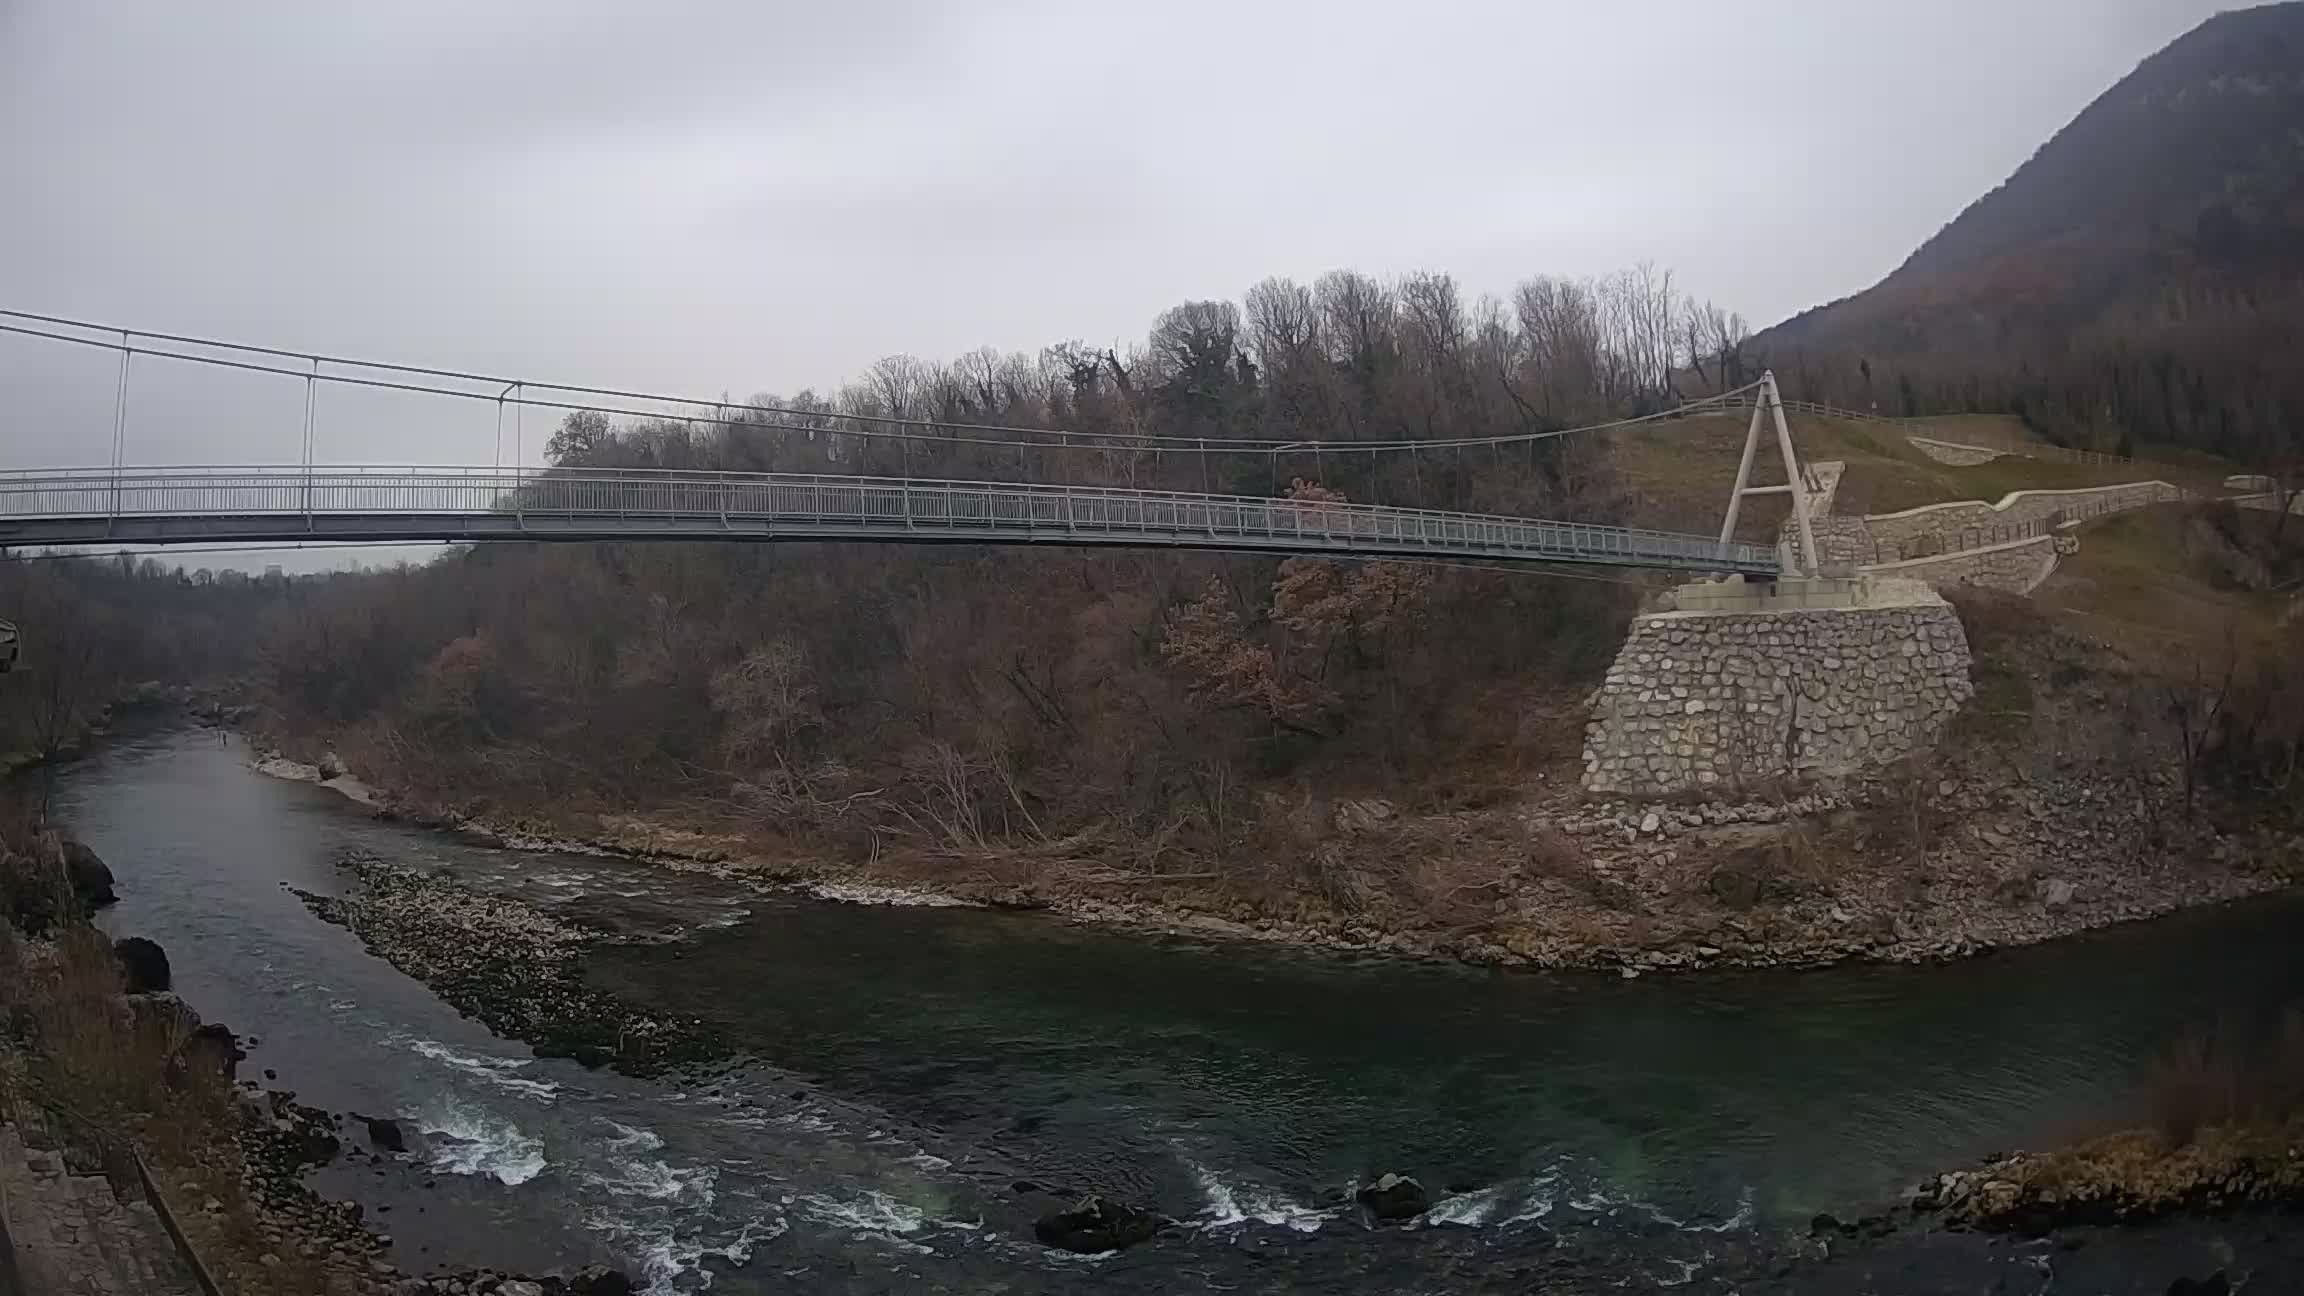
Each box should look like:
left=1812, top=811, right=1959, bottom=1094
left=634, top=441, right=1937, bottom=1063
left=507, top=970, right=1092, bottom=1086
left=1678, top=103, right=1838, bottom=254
left=217, top=1085, right=636, bottom=1296
left=274, top=752, right=2294, bottom=984
left=291, top=855, right=726, bottom=1076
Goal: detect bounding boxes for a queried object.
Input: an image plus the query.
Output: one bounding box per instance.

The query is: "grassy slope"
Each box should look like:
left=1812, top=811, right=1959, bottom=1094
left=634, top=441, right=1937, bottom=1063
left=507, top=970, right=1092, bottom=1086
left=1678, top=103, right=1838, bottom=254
left=2032, top=508, right=2290, bottom=669
left=1608, top=411, right=2271, bottom=668
left=1605, top=412, right=2177, bottom=542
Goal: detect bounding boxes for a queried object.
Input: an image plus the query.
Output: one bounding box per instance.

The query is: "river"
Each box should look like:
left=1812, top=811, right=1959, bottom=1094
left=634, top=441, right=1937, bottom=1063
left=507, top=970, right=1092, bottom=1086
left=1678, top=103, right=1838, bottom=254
left=57, top=730, right=2304, bottom=1292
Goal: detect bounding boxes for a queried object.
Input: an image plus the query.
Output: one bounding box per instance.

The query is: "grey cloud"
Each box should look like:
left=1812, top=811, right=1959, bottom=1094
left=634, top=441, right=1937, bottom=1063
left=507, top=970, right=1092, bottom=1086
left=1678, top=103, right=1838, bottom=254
left=0, top=0, right=2237, bottom=514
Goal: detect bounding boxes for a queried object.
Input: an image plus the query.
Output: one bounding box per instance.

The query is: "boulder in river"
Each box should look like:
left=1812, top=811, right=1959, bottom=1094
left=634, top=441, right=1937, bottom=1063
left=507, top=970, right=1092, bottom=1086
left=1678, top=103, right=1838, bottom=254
left=1033, top=1195, right=1163, bottom=1253
left=114, top=936, right=172, bottom=993
left=361, top=1115, right=408, bottom=1154
left=63, top=838, right=116, bottom=908
left=569, top=1265, right=636, bottom=1296
left=1355, top=1172, right=1430, bottom=1222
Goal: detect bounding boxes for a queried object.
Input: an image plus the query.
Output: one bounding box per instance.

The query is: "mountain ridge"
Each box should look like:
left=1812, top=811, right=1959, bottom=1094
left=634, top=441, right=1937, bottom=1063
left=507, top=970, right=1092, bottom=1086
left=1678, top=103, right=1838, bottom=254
left=1754, top=2, right=2304, bottom=457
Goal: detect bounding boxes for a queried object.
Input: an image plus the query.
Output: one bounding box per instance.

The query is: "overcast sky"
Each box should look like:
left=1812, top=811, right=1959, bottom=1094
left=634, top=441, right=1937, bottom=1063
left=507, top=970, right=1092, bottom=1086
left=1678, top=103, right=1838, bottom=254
left=0, top=0, right=2238, bottom=565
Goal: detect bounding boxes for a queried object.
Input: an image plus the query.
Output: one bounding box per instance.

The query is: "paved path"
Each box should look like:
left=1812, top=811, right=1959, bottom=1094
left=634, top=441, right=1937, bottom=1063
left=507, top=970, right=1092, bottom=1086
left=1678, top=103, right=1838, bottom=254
left=0, top=1123, right=198, bottom=1296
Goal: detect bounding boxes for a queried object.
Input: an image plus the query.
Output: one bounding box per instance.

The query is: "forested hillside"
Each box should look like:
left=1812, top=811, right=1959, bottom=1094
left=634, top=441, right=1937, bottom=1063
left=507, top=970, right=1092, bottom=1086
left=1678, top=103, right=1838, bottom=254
left=1756, top=1, right=2304, bottom=464
left=0, top=556, right=280, bottom=767
left=249, top=264, right=1747, bottom=891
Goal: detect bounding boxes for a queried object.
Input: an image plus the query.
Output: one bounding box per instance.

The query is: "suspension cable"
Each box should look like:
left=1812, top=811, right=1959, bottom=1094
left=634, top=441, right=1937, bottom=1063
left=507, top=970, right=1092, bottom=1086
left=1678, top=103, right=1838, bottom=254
left=0, top=310, right=1763, bottom=457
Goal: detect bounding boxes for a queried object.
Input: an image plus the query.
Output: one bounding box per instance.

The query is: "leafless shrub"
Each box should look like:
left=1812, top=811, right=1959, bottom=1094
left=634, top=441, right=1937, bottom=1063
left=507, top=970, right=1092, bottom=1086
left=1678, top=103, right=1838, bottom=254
left=2148, top=1007, right=2304, bottom=1148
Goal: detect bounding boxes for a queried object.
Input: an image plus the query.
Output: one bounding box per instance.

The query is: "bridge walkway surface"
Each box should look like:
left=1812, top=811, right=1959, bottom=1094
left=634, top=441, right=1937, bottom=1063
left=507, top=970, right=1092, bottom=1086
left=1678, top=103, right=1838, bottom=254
left=0, top=466, right=1782, bottom=576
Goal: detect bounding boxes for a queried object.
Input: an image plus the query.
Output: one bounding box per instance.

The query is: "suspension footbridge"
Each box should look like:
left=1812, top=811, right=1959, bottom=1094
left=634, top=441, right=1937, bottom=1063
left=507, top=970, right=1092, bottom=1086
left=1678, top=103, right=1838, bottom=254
left=0, top=311, right=1804, bottom=577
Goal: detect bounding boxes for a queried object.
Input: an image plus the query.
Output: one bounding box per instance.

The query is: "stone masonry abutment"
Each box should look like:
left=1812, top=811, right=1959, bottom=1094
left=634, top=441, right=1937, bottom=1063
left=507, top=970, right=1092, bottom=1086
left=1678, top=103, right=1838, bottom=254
left=1582, top=577, right=1974, bottom=798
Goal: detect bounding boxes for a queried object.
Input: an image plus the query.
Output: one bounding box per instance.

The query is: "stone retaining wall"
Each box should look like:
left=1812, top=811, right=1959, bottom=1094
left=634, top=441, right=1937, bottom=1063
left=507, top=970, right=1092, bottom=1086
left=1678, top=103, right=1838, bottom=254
left=0, top=1123, right=196, bottom=1296
left=1865, top=482, right=2184, bottom=551
left=1908, top=437, right=2008, bottom=466
left=1582, top=587, right=1973, bottom=797
left=1859, top=534, right=2066, bottom=595
left=1803, top=515, right=1877, bottom=566
left=1776, top=461, right=1848, bottom=569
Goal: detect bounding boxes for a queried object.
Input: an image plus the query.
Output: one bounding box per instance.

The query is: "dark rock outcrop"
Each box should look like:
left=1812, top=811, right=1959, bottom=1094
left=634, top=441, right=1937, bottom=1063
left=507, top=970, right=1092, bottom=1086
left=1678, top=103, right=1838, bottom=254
left=63, top=838, right=116, bottom=908
left=113, top=936, right=171, bottom=993
left=125, top=990, right=199, bottom=1034
left=175, top=1022, right=245, bottom=1084
left=1356, top=1172, right=1430, bottom=1222
left=1033, top=1196, right=1163, bottom=1253
left=360, top=1115, right=407, bottom=1154
left=1809, top=1211, right=1896, bottom=1240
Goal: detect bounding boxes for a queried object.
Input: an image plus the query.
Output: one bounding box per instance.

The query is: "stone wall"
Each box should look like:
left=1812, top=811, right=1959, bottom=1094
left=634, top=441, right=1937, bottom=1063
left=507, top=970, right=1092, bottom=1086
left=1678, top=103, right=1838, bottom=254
left=1802, top=515, right=1877, bottom=566
left=1582, top=582, right=1974, bottom=797
left=1864, top=482, right=2185, bottom=552
left=1859, top=534, right=2065, bottom=595
left=1908, top=437, right=2008, bottom=466
left=1776, top=461, right=1849, bottom=569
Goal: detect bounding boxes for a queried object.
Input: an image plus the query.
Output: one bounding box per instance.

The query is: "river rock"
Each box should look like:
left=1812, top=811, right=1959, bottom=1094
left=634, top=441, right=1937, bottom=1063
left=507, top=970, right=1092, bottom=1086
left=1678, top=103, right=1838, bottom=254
left=114, top=936, right=173, bottom=993
left=63, top=838, right=116, bottom=908
left=318, top=751, right=348, bottom=781
left=1707, top=862, right=1763, bottom=909
left=1033, top=1195, right=1162, bottom=1253
left=1332, top=798, right=1396, bottom=835
left=1356, top=1172, right=1430, bottom=1222
left=362, top=1115, right=408, bottom=1153
left=497, top=1283, right=545, bottom=1296
left=568, top=1266, right=636, bottom=1296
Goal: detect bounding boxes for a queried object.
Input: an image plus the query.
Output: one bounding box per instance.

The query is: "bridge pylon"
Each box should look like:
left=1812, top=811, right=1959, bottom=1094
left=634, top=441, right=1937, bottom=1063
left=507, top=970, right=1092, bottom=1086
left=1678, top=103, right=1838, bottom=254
left=1715, top=371, right=1819, bottom=579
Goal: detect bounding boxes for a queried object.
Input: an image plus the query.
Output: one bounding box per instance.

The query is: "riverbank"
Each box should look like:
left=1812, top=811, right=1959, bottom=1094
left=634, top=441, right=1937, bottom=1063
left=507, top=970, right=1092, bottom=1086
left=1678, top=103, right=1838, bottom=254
left=1920, top=1117, right=2304, bottom=1232
left=54, top=729, right=2304, bottom=1294
left=0, top=825, right=633, bottom=1295
left=254, top=785, right=2304, bottom=1294
left=255, top=831, right=2304, bottom=1295
left=253, top=737, right=2296, bottom=980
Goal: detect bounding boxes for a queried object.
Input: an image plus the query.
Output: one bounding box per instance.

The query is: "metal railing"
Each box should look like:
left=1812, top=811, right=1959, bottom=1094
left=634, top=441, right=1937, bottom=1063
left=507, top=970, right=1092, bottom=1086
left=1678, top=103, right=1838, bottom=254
left=0, top=465, right=1783, bottom=575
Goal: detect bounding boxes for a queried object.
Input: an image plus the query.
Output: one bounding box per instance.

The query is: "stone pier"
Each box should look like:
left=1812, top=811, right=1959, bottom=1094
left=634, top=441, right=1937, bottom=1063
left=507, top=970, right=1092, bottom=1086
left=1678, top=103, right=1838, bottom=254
left=1581, top=576, right=1974, bottom=798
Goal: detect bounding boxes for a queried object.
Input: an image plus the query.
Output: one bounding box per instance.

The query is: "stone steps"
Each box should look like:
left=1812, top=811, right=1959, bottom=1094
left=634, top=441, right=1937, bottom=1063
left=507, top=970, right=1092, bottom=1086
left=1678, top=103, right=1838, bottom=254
left=0, top=1121, right=200, bottom=1296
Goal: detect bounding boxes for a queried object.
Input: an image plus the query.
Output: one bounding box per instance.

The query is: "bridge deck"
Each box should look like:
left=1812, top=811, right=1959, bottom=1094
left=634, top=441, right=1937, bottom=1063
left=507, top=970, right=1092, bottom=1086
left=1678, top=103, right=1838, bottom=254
left=0, top=467, right=1780, bottom=575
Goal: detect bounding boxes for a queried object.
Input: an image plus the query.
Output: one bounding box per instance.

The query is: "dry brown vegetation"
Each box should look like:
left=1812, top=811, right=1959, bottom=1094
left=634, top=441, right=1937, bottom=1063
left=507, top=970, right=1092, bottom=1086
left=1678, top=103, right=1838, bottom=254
left=2149, top=1008, right=2304, bottom=1149
left=0, top=815, right=335, bottom=1296
left=224, top=260, right=2304, bottom=954
left=249, top=264, right=1755, bottom=912
left=0, top=553, right=287, bottom=770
